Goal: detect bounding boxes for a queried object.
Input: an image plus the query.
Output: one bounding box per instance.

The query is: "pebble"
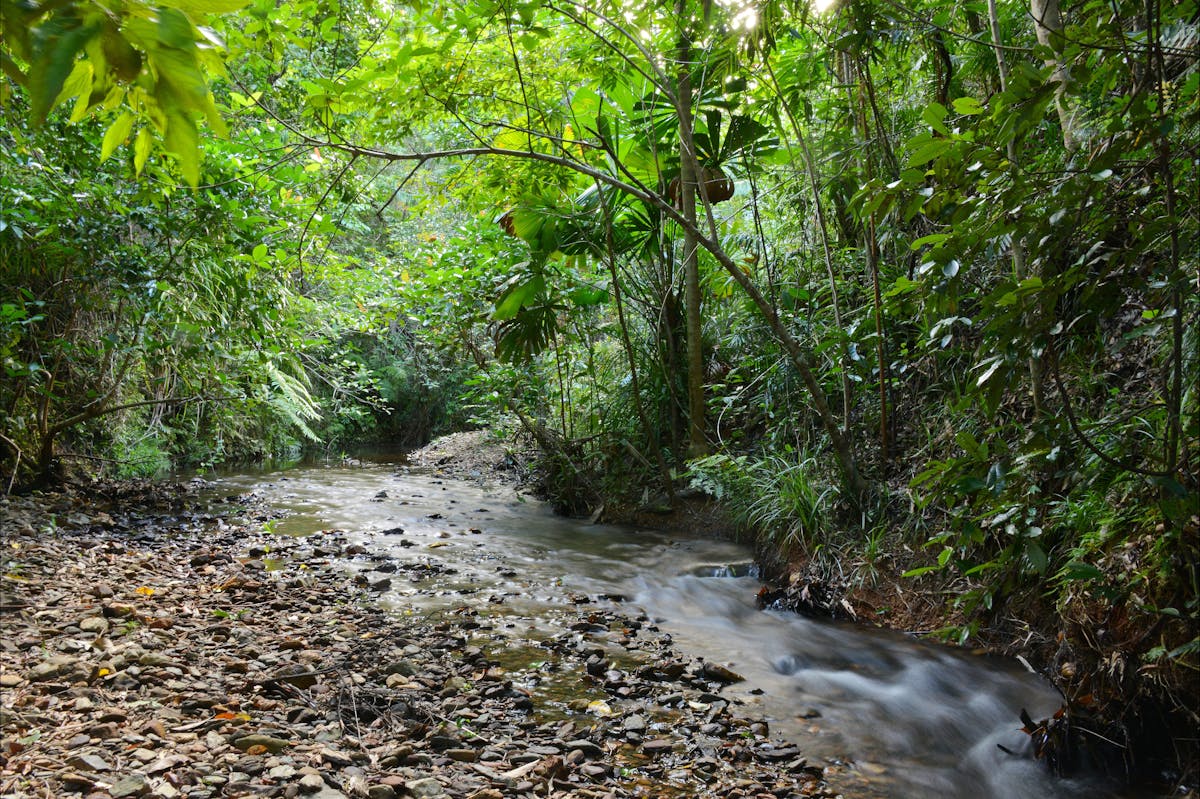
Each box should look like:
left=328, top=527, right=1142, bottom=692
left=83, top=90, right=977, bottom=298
left=405, top=777, right=446, bottom=798
left=79, top=616, right=109, bottom=633
left=299, top=773, right=326, bottom=792
left=109, top=774, right=149, bottom=797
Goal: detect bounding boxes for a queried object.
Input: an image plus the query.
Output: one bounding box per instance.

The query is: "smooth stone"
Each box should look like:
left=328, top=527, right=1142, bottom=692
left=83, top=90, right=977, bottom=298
left=68, top=753, right=112, bottom=772
left=233, top=734, right=290, bottom=753
left=405, top=777, right=446, bottom=799
left=79, top=617, right=109, bottom=634
left=642, top=739, right=675, bottom=755
left=299, top=773, right=325, bottom=793
left=308, top=789, right=348, bottom=799
left=319, top=747, right=353, bottom=766
left=110, top=774, right=149, bottom=798
left=563, top=739, right=602, bottom=758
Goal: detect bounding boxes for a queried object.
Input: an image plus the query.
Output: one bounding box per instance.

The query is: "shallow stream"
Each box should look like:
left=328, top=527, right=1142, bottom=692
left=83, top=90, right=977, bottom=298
left=209, top=459, right=1119, bottom=799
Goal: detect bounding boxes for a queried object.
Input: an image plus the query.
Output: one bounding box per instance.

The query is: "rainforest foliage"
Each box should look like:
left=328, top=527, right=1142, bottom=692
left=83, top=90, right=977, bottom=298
left=1, top=0, right=1197, bottom=782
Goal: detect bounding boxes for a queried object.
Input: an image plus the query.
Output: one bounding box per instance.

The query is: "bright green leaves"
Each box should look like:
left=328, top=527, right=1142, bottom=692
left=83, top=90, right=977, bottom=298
left=493, top=271, right=546, bottom=321
left=22, top=10, right=98, bottom=126
left=100, top=112, right=135, bottom=161
left=1, top=0, right=245, bottom=185
left=905, top=135, right=953, bottom=167
left=921, top=102, right=949, bottom=135
left=952, top=96, right=984, bottom=116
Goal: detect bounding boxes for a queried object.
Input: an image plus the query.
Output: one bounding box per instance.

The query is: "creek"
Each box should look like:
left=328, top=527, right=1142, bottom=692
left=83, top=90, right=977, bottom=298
left=209, top=458, right=1121, bottom=799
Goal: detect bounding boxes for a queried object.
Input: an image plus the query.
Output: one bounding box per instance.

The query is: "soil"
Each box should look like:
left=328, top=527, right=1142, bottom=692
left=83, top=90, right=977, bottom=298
left=407, top=431, right=538, bottom=487
left=0, top=478, right=839, bottom=799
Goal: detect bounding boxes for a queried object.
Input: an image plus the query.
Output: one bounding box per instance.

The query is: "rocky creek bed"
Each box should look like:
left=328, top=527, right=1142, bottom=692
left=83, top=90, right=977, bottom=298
left=0, top=480, right=837, bottom=799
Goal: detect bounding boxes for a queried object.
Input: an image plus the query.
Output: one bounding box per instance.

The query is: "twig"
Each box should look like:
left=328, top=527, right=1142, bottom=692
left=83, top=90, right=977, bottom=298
left=0, top=432, right=21, bottom=495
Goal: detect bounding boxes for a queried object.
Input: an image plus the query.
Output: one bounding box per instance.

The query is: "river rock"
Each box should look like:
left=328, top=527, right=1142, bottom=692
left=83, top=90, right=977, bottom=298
left=698, top=662, right=744, bottom=683
left=642, top=739, right=675, bottom=756
left=79, top=616, right=109, bottom=634
left=405, top=777, right=446, bottom=798
left=299, top=773, right=326, bottom=792
left=233, top=734, right=291, bottom=753
left=68, top=753, right=112, bottom=772
left=28, top=654, right=75, bottom=681
left=109, top=774, right=149, bottom=797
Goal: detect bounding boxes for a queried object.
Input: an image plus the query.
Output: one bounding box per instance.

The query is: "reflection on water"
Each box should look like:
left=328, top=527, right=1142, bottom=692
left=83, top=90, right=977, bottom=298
left=208, top=459, right=1120, bottom=799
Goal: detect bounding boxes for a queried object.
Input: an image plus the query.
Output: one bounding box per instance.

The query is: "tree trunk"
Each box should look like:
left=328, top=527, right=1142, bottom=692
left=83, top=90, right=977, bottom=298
left=989, top=0, right=1046, bottom=415
left=1030, top=0, right=1079, bottom=151
left=675, top=4, right=708, bottom=458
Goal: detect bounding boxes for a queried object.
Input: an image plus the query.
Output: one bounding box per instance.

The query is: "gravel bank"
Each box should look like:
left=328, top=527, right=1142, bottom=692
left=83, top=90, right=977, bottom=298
left=0, top=481, right=837, bottom=799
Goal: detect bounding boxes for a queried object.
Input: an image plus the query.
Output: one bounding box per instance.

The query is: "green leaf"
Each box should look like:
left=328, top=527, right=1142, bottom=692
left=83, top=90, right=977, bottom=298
left=157, top=8, right=196, bottom=50
left=952, top=96, right=984, bottom=115
left=955, top=430, right=986, bottom=458
left=1024, top=540, right=1047, bottom=573
left=152, top=46, right=210, bottom=109
left=133, top=127, right=152, bottom=175
left=567, top=284, right=608, bottom=307
left=494, top=274, right=545, bottom=320
left=29, top=15, right=98, bottom=125
left=56, top=60, right=93, bottom=107
left=922, top=102, right=949, bottom=135
left=975, top=355, right=1004, bottom=387
left=911, top=233, right=949, bottom=249
left=1059, top=561, right=1104, bottom=582
left=907, top=138, right=952, bottom=167
left=100, top=111, right=135, bottom=161
left=163, top=109, right=201, bottom=186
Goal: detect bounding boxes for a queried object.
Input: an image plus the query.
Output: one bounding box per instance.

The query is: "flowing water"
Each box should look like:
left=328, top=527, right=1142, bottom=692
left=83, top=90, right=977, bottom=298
left=209, top=459, right=1120, bottom=799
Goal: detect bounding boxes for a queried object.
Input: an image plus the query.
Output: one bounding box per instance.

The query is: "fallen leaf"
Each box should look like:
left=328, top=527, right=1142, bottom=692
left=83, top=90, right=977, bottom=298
left=587, top=700, right=613, bottom=716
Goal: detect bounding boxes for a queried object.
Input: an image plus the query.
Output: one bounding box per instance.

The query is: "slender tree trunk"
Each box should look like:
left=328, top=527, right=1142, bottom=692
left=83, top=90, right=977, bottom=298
left=675, top=4, right=708, bottom=458
left=1147, top=0, right=1185, bottom=475
left=1030, top=0, right=1079, bottom=152
left=866, top=217, right=889, bottom=460
left=988, top=0, right=1046, bottom=416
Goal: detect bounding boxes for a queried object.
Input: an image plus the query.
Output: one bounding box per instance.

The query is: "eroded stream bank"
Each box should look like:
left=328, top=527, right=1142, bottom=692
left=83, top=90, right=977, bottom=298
left=1, top=462, right=1132, bottom=799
